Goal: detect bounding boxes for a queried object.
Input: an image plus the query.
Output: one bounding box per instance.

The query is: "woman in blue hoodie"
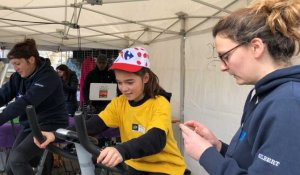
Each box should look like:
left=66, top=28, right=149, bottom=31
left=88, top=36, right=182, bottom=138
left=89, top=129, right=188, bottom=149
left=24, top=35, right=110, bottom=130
left=180, top=0, right=300, bottom=174
left=0, top=39, right=68, bottom=175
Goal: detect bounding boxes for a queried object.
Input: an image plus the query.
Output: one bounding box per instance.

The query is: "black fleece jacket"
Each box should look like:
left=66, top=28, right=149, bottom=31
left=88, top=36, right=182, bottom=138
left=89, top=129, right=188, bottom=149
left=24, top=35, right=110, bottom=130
left=0, top=57, right=68, bottom=131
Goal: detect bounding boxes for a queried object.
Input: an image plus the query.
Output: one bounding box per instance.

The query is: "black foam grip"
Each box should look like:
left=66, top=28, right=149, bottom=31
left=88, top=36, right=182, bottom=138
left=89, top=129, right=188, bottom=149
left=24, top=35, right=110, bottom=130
left=74, top=111, right=128, bottom=173
left=26, top=105, right=45, bottom=142
left=26, top=105, right=77, bottom=160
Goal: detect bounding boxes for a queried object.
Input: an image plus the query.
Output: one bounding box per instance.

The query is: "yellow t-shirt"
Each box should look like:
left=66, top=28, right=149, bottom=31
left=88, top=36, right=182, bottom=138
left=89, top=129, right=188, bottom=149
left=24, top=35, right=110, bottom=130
left=99, top=95, right=186, bottom=175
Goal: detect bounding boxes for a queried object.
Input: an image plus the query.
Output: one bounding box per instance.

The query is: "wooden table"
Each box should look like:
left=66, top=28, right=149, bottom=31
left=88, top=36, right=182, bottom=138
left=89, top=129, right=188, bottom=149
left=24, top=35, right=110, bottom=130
left=172, top=117, right=180, bottom=123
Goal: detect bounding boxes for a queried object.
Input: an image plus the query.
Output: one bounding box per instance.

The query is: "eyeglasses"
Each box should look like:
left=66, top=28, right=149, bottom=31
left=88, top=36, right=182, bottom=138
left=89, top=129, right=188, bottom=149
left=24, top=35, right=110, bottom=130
left=218, top=42, right=246, bottom=65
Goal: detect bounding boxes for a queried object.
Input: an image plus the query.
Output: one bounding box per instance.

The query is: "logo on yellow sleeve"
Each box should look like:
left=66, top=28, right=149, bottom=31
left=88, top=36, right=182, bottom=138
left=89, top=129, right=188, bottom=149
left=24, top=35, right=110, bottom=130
left=132, top=124, right=145, bottom=133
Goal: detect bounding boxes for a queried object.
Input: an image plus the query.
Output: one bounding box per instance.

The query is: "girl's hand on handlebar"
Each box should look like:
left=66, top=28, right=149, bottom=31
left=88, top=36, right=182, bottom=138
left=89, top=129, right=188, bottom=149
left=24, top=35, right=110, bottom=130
left=97, top=147, right=123, bottom=168
left=33, top=131, right=55, bottom=149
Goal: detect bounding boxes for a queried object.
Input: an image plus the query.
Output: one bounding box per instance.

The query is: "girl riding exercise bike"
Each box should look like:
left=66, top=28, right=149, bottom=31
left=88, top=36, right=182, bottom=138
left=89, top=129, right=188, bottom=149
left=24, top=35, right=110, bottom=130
left=35, top=47, right=186, bottom=175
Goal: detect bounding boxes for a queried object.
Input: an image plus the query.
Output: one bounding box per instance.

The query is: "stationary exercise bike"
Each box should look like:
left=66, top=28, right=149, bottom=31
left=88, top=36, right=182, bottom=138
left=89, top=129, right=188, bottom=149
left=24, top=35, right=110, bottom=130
left=26, top=105, right=127, bottom=175
left=74, top=110, right=192, bottom=175
left=74, top=111, right=129, bottom=175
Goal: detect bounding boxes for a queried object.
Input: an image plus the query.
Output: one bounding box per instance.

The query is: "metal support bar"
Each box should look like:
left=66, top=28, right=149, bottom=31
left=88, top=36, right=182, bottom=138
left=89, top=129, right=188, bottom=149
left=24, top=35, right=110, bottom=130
left=187, top=0, right=238, bottom=33
left=178, top=12, right=187, bottom=153
left=147, top=18, right=180, bottom=45
left=191, top=0, right=232, bottom=14
left=81, top=6, right=179, bottom=34
left=129, top=28, right=147, bottom=47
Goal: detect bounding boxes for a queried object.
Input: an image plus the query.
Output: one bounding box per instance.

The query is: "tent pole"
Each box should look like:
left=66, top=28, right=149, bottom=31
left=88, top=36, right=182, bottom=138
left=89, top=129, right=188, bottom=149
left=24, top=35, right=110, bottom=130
left=177, top=12, right=187, bottom=154
left=0, top=47, right=8, bottom=88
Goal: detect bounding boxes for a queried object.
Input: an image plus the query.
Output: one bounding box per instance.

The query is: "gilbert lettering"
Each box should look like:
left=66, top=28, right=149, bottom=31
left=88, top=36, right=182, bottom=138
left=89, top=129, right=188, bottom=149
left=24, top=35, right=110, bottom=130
left=258, top=153, right=280, bottom=167
left=34, top=83, right=44, bottom=87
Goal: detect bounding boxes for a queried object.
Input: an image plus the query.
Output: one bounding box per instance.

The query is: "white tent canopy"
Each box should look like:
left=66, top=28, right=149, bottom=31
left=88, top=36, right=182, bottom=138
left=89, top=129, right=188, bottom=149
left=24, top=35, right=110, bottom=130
left=0, top=1, right=265, bottom=174
left=0, top=0, right=238, bottom=51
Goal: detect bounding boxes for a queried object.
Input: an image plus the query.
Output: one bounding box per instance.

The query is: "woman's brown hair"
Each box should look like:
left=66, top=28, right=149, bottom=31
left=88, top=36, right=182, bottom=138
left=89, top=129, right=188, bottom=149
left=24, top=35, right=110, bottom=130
left=212, top=0, right=300, bottom=63
left=56, top=64, right=72, bottom=83
left=7, top=38, right=40, bottom=65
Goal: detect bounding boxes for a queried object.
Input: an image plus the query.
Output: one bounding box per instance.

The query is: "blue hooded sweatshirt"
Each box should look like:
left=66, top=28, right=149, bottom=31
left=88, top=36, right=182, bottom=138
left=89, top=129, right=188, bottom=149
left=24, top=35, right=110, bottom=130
left=0, top=57, right=68, bottom=132
left=200, top=65, right=300, bottom=175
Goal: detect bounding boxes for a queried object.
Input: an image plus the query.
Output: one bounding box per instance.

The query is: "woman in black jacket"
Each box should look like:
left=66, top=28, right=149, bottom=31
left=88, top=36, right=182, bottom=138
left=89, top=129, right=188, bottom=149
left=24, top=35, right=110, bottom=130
left=56, top=64, right=79, bottom=116
left=0, top=38, right=68, bottom=175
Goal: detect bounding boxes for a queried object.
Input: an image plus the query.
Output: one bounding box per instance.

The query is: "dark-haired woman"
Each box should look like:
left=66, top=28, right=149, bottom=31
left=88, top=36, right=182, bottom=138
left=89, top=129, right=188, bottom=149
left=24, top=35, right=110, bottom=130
left=56, top=64, right=78, bottom=116
left=0, top=38, right=68, bottom=175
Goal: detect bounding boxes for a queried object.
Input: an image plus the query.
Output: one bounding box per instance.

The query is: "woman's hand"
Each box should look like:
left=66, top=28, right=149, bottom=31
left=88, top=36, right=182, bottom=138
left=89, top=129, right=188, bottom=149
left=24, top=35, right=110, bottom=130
left=33, top=131, right=55, bottom=149
left=184, top=120, right=221, bottom=151
left=179, top=123, right=213, bottom=160
left=97, top=147, right=123, bottom=168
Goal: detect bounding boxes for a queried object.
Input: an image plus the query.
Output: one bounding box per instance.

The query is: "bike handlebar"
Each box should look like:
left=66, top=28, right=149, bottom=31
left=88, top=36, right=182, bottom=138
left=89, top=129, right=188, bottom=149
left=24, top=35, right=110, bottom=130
left=74, top=111, right=128, bottom=173
left=26, top=105, right=127, bottom=173
left=26, top=105, right=77, bottom=160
